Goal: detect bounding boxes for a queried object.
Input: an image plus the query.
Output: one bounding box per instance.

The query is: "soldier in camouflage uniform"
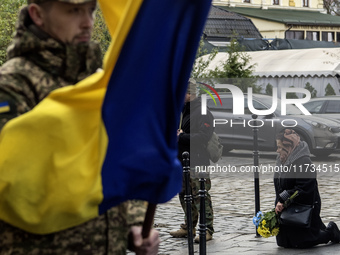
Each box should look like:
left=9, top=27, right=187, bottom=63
left=0, top=0, right=159, bottom=254
left=170, top=79, right=214, bottom=243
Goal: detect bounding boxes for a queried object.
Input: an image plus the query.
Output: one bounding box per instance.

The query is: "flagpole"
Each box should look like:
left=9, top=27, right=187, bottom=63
left=142, top=203, right=157, bottom=238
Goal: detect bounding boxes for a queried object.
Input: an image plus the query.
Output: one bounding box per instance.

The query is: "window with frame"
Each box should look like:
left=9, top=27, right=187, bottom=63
left=285, top=31, right=304, bottom=40
left=325, top=101, right=340, bottom=113
left=322, top=32, right=334, bottom=42
left=303, top=100, right=324, bottom=113
left=244, top=99, right=268, bottom=115
left=273, top=0, right=279, bottom=5
left=302, top=0, right=309, bottom=7
left=306, top=31, right=320, bottom=41
left=207, top=97, right=233, bottom=112
left=244, top=0, right=250, bottom=3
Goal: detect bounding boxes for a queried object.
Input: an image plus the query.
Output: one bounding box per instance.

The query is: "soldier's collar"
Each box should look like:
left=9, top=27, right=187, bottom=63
left=28, top=24, right=50, bottom=41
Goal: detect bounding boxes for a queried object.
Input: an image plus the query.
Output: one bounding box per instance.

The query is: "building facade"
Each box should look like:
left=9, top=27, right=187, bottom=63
left=213, top=0, right=340, bottom=41
left=213, top=0, right=324, bottom=9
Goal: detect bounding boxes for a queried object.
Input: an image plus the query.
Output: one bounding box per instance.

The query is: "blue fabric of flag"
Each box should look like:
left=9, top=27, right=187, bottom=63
left=0, top=102, right=10, bottom=113
left=99, top=0, right=212, bottom=213
left=0, top=102, right=9, bottom=107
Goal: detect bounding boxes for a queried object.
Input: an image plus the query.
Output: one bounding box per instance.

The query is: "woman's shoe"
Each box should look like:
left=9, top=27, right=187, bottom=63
left=326, top=221, right=340, bottom=243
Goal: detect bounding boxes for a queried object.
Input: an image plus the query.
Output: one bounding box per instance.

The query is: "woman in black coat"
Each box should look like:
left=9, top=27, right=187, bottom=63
left=274, top=129, right=340, bottom=248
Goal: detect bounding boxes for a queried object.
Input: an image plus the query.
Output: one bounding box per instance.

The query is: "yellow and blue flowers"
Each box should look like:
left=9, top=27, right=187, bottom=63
left=253, top=209, right=280, bottom=238
left=253, top=191, right=299, bottom=238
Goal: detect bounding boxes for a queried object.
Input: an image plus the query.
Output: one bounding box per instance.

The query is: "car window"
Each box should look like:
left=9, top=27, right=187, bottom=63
left=258, top=97, right=303, bottom=115
left=244, top=99, right=268, bottom=115
left=325, top=100, right=340, bottom=113
left=207, top=97, right=233, bottom=112
left=303, top=100, right=324, bottom=113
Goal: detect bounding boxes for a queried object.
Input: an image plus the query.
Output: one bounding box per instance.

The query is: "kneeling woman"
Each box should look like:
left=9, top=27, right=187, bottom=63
left=274, top=129, right=340, bottom=248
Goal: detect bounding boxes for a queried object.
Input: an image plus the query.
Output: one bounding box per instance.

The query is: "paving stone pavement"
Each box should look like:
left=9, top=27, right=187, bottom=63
left=152, top=151, right=340, bottom=255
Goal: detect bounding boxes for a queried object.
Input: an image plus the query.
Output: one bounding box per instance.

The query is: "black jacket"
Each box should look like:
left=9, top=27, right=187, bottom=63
left=274, top=142, right=325, bottom=248
left=178, top=97, right=214, bottom=167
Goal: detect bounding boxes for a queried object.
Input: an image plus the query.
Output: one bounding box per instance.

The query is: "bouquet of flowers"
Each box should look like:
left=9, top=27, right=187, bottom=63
left=252, top=191, right=299, bottom=238
left=253, top=209, right=279, bottom=238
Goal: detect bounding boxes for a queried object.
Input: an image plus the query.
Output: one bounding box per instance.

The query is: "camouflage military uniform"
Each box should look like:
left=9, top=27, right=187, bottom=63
left=179, top=177, right=214, bottom=235
left=176, top=88, right=215, bottom=237
left=0, top=200, right=147, bottom=254
left=0, top=5, right=147, bottom=255
left=0, top=5, right=101, bottom=130
left=0, top=203, right=129, bottom=255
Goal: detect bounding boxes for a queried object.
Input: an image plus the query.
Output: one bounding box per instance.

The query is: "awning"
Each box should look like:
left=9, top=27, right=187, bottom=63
left=202, top=48, right=340, bottom=77
left=216, top=7, right=340, bottom=26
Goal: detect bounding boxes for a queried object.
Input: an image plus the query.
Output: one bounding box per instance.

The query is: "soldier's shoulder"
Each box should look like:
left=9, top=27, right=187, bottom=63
left=0, top=57, right=37, bottom=75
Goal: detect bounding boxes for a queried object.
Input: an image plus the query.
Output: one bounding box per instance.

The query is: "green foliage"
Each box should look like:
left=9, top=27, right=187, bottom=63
left=206, top=39, right=256, bottom=79
left=92, top=7, right=111, bottom=57
left=304, top=82, right=317, bottom=98
left=193, top=39, right=259, bottom=93
left=325, top=83, right=336, bottom=96
left=0, top=0, right=26, bottom=66
left=206, top=40, right=261, bottom=93
left=286, top=86, right=298, bottom=99
left=265, top=83, right=273, bottom=95
left=191, top=36, right=218, bottom=79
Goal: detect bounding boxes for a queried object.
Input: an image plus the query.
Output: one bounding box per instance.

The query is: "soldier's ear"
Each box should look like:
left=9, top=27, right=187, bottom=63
left=28, top=4, right=45, bottom=27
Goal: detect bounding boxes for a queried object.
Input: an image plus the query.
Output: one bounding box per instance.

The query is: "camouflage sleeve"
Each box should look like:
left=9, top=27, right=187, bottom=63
left=0, top=73, right=36, bottom=132
left=126, top=200, right=148, bottom=227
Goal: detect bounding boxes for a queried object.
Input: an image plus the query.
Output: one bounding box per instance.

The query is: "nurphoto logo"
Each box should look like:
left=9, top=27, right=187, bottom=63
left=201, top=84, right=312, bottom=116
left=199, top=84, right=313, bottom=128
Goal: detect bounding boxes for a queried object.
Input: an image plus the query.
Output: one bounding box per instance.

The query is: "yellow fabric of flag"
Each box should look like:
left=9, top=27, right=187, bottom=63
left=0, top=0, right=143, bottom=234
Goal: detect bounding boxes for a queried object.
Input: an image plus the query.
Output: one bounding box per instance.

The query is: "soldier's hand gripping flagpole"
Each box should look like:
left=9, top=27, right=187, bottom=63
left=142, top=203, right=157, bottom=238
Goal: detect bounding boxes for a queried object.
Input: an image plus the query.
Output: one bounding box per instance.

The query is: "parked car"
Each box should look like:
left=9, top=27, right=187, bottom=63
left=303, top=96, right=340, bottom=121
left=207, top=93, right=340, bottom=157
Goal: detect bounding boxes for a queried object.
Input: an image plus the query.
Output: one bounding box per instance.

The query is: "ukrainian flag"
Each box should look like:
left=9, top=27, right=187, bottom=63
left=0, top=0, right=212, bottom=234
left=0, top=102, right=10, bottom=113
